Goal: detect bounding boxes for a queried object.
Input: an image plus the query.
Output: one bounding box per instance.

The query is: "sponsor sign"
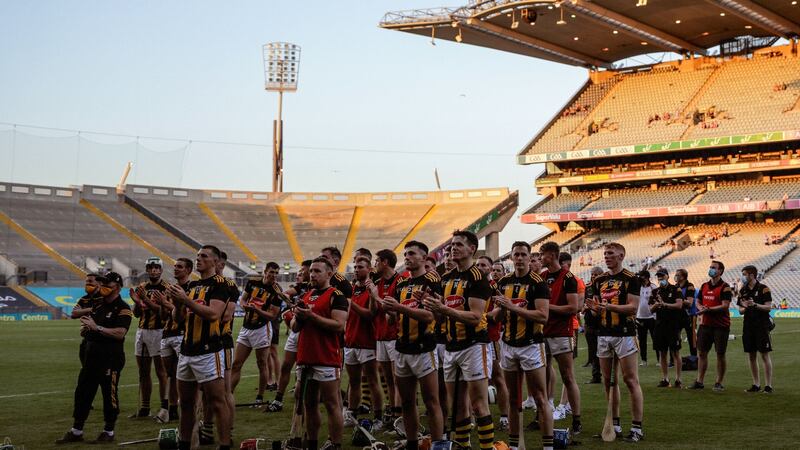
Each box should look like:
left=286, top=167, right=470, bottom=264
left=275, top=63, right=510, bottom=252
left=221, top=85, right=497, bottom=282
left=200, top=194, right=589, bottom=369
left=28, top=286, right=133, bottom=313
left=0, top=312, right=52, bottom=321
left=0, top=287, right=38, bottom=309
left=728, top=308, right=800, bottom=318
left=520, top=130, right=797, bottom=164
left=522, top=201, right=775, bottom=223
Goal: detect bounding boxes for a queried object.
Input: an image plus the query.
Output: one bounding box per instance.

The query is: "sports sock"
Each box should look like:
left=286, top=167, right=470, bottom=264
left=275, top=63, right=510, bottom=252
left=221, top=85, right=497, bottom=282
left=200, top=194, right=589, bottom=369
left=305, top=439, right=318, bottom=450
left=454, top=417, right=472, bottom=448
left=476, top=414, right=494, bottom=450
left=201, top=420, right=214, bottom=438
left=573, top=414, right=581, bottom=426
left=178, top=440, right=190, bottom=450
left=406, top=439, right=419, bottom=450
left=361, top=380, right=372, bottom=409
left=104, top=422, right=115, bottom=433
left=256, top=394, right=263, bottom=401
left=275, top=391, right=284, bottom=402
left=509, top=434, right=519, bottom=448
left=542, top=434, right=554, bottom=450
left=70, top=428, right=83, bottom=436
left=161, top=399, right=168, bottom=409
left=632, top=420, right=643, bottom=434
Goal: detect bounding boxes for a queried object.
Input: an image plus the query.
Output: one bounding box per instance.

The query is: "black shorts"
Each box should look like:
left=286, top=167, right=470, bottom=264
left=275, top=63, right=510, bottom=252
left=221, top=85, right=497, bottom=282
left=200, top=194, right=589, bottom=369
left=653, top=326, right=681, bottom=352
left=697, top=325, right=729, bottom=355
left=742, top=326, right=772, bottom=353
left=271, top=319, right=280, bottom=345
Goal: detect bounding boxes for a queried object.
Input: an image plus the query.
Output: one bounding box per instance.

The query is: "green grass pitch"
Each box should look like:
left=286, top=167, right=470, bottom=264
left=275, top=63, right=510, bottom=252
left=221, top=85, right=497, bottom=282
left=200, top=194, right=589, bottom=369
left=1, top=319, right=799, bottom=449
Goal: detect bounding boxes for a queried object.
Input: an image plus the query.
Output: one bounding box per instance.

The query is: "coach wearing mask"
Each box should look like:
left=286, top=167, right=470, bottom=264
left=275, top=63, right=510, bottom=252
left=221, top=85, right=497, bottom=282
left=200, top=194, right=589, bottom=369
left=57, top=272, right=132, bottom=445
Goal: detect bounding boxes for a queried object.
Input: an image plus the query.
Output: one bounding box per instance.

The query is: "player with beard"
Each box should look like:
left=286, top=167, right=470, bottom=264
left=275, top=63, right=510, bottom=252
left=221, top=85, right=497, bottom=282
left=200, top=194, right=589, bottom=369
left=489, top=241, right=552, bottom=450
left=424, top=230, right=494, bottom=450
left=266, top=260, right=312, bottom=413
left=477, top=255, right=510, bottom=432
left=166, top=246, right=232, bottom=450
left=586, top=243, right=644, bottom=443
left=157, top=258, right=193, bottom=422
left=539, top=243, right=581, bottom=435
left=129, top=257, right=169, bottom=420
left=231, top=262, right=282, bottom=403
left=343, top=257, right=384, bottom=429
left=292, top=257, right=349, bottom=450
left=379, top=240, right=444, bottom=448
left=369, top=248, right=402, bottom=428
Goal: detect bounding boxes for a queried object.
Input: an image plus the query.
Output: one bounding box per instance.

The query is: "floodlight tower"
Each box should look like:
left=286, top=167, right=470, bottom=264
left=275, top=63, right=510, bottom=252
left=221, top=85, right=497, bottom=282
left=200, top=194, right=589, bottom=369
left=263, top=42, right=301, bottom=192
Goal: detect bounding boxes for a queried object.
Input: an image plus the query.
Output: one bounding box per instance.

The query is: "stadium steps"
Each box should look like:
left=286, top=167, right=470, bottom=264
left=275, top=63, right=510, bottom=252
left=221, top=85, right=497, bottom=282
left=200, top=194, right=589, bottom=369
left=762, top=241, right=798, bottom=275
left=687, top=189, right=707, bottom=205
left=197, top=202, right=259, bottom=263
left=570, top=80, right=626, bottom=151
left=120, top=201, right=197, bottom=254
left=393, top=204, right=438, bottom=254
left=339, top=206, right=363, bottom=273
left=122, top=195, right=245, bottom=276
left=8, top=284, right=49, bottom=308
left=274, top=205, right=304, bottom=264
left=678, top=65, right=724, bottom=139
left=0, top=209, right=86, bottom=279
left=80, top=199, right=179, bottom=267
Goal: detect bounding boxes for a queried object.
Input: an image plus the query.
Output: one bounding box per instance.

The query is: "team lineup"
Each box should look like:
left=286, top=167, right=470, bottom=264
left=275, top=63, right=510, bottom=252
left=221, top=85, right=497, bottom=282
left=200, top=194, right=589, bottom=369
left=57, top=229, right=776, bottom=450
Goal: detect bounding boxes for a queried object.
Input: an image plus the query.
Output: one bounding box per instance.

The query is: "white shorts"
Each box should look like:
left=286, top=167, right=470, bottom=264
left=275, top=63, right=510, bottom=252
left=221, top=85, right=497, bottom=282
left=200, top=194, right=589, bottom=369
left=545, top=336, right=574, bottom=357
left=376, top=340, right=398, bottom=362
left=284, top=330, right=299, bottom=353
left=394, top=351, right=438, bottom=379
left=436, top=344, right=446, bottom=368
left=135, top=328, right=163, bottom=357
left=500, top=341, right=546, bottom=372
left=177, top=350, right=224, bottom=384
left=344, top=348, right=376, bottom=366
left=236, top=326, right=271, bottom=350
left=597, top=336, right=639, bottom=360
left=443, top=344, right=489, bottom=382
left=160, top=335, right=182, bottom=358
left=296, top=365, right=341, bottom=382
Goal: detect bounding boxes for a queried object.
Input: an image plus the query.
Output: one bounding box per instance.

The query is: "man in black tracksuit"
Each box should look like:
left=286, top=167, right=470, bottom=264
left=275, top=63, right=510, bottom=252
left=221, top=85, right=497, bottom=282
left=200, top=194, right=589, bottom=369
left=57, top=272, right=132, bottom=445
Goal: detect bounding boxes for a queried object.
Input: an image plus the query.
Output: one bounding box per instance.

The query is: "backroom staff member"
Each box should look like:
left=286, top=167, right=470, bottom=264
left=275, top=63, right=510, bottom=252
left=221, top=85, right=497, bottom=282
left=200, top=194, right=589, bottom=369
left=738, top=265, right=774, bottom=394
left=57, top=272, right=132, bottom=445
left=72, top=273, right=101, bottom=367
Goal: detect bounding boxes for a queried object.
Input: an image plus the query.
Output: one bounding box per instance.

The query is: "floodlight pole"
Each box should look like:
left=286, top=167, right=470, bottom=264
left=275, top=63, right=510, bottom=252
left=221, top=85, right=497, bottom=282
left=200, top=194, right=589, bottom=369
left=264, top=42, right=300, bottom=193
left=274, top=90, right=283, bottom=192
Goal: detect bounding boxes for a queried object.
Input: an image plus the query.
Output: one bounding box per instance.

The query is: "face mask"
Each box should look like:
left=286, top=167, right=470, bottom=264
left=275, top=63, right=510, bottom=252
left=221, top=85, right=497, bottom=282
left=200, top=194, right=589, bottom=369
left=99, top=286, right=113, bottom=297
left=708, top=268, right=718, bottom=278
left=741, top=275, right=749, bottom=285
left=85, top=284, right=97, bottom=295
left=659, top=279, right=668, bottom=287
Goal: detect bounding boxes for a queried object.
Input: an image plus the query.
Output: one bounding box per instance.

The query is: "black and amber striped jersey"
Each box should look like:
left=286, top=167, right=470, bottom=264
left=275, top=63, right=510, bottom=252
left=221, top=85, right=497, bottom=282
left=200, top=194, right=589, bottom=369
left=76, top=293, right=100, bottom=311
left=181, top=275, right=229, bottom=356
left=162, top=281, right=190, bottom=338
left=440, top=265, right=493, bottom=351
left=497, top=271, right=550, bottom=347
left=85, top=296, right=133, bottom=353
left=331, top=272, right=353, bottom=299
left=220, top=277, right=240, bottom=349
left=133, top=279, right=168, bottom=330
left=592, top=269, right=640, bottom=337
left=242, top=279, right=282, bottom=330
left=394, top=271, right=441, bottom=354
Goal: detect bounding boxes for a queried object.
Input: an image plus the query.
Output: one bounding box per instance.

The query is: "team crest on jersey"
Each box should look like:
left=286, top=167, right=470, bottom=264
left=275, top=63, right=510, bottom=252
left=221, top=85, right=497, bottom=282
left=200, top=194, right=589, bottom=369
left=401, top=299, right=419, bottom=308
left=511, top=298, right=527, bottom=307
left=445, top=295, right=465, bottom=308
left=602, top=287, right=620, bottom=301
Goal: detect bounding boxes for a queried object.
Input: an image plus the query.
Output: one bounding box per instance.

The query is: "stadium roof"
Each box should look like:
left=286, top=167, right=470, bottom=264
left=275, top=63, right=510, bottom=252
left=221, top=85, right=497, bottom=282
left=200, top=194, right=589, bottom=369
left=380, top=0, right=800, bottom=69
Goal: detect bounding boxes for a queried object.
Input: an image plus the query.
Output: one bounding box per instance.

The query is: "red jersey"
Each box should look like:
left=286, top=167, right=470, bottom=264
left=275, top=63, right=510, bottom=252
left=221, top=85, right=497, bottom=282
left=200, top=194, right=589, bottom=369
left=699, top=280, right=733, bottom=328
left=486, top=279, right=502, bottom=342
left=542, top=268, right=578, bottom=338
left=345, top=282, right=376, bottom=349
left=374, top=272, right=401, bottom=341
left=296, top=287, right=349, bottom=367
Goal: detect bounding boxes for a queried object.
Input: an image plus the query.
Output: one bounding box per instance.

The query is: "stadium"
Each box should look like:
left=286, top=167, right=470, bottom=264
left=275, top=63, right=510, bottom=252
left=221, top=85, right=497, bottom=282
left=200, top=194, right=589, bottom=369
left=2, top=0, right=800, bottom=449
